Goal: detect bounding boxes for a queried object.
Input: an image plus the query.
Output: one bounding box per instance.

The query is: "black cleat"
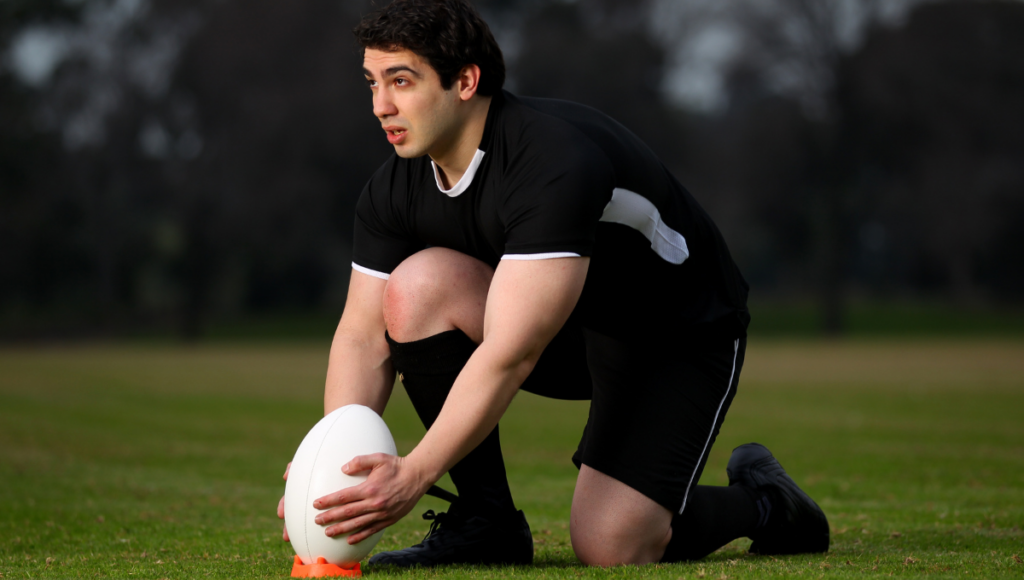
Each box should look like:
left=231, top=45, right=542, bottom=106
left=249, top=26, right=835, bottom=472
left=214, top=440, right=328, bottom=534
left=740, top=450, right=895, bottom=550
left=368, top=491, right=533, bottom=568
left=727, top=443, right=830, bottom=555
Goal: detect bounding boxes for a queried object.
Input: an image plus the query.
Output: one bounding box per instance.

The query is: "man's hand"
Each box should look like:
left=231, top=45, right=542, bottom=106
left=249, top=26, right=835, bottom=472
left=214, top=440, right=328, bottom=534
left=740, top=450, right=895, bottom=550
left=304, top=258, right=587, bottom=546
left=312, top=454, right=431, bottom=544
left=277, top=462, right=291, bottom=541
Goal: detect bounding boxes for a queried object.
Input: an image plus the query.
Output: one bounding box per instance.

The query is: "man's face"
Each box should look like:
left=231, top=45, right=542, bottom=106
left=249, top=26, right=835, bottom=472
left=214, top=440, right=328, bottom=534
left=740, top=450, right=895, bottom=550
left=363, top=48, right=461, bottom=159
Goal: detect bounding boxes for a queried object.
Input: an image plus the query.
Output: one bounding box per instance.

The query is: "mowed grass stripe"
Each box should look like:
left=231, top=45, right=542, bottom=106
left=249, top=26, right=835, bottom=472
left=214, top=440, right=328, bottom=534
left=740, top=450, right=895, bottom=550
left=1, top=340, right=1022, bottom=578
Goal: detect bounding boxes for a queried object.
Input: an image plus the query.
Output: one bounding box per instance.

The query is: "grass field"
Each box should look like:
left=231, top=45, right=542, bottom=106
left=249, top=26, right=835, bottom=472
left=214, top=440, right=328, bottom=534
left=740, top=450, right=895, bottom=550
left=1, top=339, right=1022, bottom=579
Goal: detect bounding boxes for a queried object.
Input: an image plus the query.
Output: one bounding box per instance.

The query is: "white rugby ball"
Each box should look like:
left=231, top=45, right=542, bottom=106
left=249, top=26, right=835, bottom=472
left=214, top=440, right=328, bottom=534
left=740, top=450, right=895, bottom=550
left=284, top=404, right=397, bottom=566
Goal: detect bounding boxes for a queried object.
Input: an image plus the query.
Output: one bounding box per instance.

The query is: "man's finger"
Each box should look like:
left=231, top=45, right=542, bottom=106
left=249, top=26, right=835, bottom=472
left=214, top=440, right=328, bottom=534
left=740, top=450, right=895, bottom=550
left=313, top=480, right=370, bottom=510
left=280, top=461, right=292, bottom=542
left=342, top=453, right=386, bottom=475
left=324, top=511, right=382, bottom=539
left=346, top=521, right=391, bottom=545
left=314, top=497, right=377, bottom=527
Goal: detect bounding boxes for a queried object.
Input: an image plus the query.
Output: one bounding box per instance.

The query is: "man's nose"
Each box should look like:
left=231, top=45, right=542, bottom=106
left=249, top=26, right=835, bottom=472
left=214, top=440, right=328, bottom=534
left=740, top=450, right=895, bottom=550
left=373, top=89, right=398, bottom=119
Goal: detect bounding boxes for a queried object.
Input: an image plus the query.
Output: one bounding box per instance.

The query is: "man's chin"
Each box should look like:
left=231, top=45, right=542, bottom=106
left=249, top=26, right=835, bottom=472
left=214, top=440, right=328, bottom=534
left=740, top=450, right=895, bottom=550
left=392, top=143, right=427, bottom=159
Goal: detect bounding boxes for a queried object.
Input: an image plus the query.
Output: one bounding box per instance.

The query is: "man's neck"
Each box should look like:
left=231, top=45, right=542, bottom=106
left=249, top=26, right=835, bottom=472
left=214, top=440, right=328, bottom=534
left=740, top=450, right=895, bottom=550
left=431, top=95, right=492, bottom=189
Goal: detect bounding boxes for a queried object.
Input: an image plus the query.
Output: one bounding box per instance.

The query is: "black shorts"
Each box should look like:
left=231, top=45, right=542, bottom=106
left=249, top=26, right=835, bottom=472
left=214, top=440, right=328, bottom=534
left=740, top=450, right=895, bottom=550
left=520, top=322, right=746, bottom=514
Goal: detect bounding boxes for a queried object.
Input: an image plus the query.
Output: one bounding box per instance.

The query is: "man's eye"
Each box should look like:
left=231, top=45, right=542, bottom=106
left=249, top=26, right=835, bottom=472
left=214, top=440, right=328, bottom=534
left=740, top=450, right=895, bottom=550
left=366, top=79, right=377, bottom=88
left=395, top=78, right=408, bottom=86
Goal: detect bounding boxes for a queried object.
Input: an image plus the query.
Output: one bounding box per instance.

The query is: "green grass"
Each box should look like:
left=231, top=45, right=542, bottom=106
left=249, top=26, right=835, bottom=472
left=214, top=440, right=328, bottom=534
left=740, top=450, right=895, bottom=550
left=1, top=339, right=1022, bottom=579
left=745, top=301, right=1024, bottom=337
left=146, top=301, right=1024, bottom=342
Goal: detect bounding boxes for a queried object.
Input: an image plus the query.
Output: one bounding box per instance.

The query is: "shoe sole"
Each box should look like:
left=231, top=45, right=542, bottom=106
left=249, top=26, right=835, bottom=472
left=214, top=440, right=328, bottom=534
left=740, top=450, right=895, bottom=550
left=727, top=443, right=830, bottom=555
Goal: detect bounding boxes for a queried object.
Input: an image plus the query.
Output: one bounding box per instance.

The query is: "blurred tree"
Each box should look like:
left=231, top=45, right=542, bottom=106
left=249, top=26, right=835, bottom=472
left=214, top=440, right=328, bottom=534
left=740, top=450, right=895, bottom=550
left=0, top=0, right=83, bottom=335
left=724, top=0, right=898, bottom=333
left=845, top=0, right=1024, bottom=303
left=658, top=0, right=931, bottom=332
left=27, top=0, right=206, bottom=334
left=2, top=0, right=391, bottom=338
left=169, top=0, right=390, bottom=335
left=3, top=0, right=1022, bottom=339
left=509, top=0, right=681, bottom=179
left=685, top=66, right=816, bottom=296
left=673, top=0, right=1024, bottom=315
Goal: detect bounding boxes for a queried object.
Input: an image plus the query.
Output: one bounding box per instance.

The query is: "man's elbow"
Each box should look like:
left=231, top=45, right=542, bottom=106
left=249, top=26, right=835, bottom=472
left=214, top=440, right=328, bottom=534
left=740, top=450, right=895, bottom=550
left=479, top=339, right=543, bottom=386
left=508, top=355, right=539, bottom=386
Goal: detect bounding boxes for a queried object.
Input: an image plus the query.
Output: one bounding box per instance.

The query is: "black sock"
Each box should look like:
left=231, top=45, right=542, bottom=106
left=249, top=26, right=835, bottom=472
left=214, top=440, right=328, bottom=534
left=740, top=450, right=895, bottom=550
left=386, top=330, right=517, bottom=518
left=661, top=484, right=770, bottom=562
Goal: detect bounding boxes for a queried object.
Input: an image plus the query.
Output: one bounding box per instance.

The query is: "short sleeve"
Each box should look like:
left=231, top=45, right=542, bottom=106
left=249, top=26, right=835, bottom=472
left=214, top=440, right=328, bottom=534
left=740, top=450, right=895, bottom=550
left=499, top=133, right=614, bottom=259
left=351, top=159, right=424, bottom=279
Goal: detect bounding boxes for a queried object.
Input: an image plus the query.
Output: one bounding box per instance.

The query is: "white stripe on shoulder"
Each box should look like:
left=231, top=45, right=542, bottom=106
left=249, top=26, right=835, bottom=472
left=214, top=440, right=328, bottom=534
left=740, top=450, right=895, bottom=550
left=351, top=262, right=391, bottom=280
left=600, top=188, right=690, bottom=264
left=501, top=252, right=582, bottom=261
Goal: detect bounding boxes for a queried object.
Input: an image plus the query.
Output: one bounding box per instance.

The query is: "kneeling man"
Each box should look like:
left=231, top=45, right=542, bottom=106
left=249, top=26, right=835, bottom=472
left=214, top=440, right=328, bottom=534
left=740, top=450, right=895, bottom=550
left=278, top=0, right=829, bottom=566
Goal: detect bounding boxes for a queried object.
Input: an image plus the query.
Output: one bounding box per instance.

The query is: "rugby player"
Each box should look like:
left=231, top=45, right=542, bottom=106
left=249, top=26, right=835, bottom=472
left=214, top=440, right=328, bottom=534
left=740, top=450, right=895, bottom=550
left=277, top=0, right=829, bottom=566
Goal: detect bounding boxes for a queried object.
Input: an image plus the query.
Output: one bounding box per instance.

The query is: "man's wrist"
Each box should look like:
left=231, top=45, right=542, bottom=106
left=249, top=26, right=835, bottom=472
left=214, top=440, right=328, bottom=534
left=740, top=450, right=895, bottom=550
left=404, top=448, right=446, bottom=490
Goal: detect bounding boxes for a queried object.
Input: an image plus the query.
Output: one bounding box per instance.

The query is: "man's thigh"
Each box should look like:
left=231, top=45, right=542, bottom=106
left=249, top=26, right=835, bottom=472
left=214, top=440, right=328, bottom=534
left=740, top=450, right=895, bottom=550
left=573, top=329, right=746, bottom=514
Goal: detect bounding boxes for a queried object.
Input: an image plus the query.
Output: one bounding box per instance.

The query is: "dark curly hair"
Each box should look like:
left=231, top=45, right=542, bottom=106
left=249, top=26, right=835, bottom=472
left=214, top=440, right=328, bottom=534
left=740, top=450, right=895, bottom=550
left=353, top=0, right=506, bottom=97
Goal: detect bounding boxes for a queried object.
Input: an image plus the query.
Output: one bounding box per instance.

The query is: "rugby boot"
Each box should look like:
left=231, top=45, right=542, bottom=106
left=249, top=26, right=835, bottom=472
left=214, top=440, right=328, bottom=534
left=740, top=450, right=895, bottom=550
left=368, top=490, right=533, bottom=567
left=726, top=443, right=830, bottom=555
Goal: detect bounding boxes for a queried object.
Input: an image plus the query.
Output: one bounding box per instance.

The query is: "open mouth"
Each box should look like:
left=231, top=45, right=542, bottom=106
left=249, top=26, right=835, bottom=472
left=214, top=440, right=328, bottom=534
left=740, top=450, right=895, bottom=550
left=385, top=127, right=408, bottom=145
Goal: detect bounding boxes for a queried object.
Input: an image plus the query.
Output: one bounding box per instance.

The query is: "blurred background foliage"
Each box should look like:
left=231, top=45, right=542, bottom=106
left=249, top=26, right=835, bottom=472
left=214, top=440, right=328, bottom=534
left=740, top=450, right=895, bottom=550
left=1, top=0, right=1023, bottom=340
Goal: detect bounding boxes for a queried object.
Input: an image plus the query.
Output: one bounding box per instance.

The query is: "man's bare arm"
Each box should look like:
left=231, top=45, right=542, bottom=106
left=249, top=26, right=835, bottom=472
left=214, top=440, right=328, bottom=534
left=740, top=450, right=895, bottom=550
left=313, top=257, right=589, bottom=542
left=409, top=256, right=589, bottom=480
left=324, top=269, right=393, bottom=415
left=278, top=268, right=392, bottom=540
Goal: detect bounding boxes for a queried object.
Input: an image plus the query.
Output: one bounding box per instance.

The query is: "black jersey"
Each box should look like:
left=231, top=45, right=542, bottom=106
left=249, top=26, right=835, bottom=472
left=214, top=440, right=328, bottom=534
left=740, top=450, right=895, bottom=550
left=353, top=91, right=749, bottom=342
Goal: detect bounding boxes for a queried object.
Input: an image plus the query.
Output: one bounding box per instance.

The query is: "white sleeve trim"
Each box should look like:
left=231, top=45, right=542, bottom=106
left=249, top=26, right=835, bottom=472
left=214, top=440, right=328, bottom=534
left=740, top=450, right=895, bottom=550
left=351, top=262, right=391, bottom=280
left=501, top=252, right=582, bottom=261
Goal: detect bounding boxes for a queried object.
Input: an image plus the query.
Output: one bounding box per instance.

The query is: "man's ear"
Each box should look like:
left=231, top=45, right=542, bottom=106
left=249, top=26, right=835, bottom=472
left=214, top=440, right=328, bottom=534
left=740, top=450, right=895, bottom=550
left=456, top=64, right=482, bottom=101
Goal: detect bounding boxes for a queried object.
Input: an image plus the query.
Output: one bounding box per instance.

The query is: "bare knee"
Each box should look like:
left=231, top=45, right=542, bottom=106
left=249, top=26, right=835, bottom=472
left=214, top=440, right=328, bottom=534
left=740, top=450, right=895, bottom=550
left=570, top=465, right=673, bottom=566
left=571, top=521, right=672, bottom=567
left=382, top=248, right=493, bottom=343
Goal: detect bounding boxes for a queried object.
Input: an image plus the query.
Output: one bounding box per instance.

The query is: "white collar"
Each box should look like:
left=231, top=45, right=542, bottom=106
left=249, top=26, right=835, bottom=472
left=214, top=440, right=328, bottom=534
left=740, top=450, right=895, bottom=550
left=431, top=149, right=486, bottom=198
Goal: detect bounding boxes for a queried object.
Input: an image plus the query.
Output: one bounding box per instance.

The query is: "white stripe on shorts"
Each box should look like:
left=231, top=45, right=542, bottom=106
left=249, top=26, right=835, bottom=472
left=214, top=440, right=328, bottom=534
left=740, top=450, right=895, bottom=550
left=679, top=338, right=740, bottom=515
